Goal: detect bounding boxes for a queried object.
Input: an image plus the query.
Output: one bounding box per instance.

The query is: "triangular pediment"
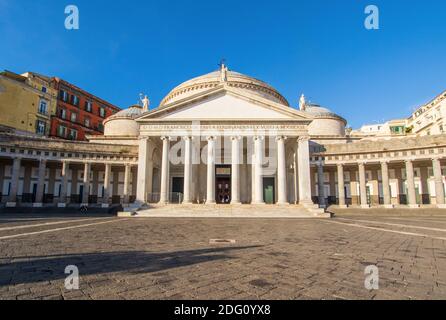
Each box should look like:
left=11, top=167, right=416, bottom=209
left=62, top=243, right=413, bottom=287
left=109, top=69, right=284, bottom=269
left=137, top=85, right=311, bottom=122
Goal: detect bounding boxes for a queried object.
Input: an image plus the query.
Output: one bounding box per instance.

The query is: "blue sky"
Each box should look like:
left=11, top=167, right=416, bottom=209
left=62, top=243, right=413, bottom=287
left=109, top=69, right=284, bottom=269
left=1, top=0, right=446, bottom=128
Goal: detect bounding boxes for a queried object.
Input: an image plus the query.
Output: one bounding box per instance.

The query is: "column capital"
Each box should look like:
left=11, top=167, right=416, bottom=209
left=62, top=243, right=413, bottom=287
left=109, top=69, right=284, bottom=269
left=253, top=136, right=265, bottom=141
left=230, top=136, right=242, bottom=141
left=380, top=160, right=389, bottom=165
left=182, top=136, right=193, bottom=141
left=206, top=136, right=216, bottom=141
left=297, top=135, right=310, bottom=143
left=161, top=136, right=173, bottom=141
left=336, top=163, right=344, bottom=169
left=275, top=136, right=287, bottom=142
left=138, top=136, right=151, bottom=141
left=432, top=156, right=442, bottom=162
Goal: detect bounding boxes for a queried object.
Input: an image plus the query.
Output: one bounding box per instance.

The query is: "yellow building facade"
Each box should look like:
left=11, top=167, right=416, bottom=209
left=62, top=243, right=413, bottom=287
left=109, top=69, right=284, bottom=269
left=0, top=71, right=57, bottom=135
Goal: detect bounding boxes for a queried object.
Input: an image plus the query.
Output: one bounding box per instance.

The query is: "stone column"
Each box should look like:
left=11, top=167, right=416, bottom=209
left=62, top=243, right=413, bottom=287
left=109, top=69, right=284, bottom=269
left=48, top=167, right=56, bottom=203
left=0, top=163, right=5, bottom=201
left=433, top=158, right=445, bottom=208
left=22, top=165, right=32, bottom=197
left=297, top=137, right=313, bottom=206
left=253, top=136, right=265, bottom=204
left=92, top=169, right=99, bottom=197
left=358, top=162, right=370, bottom=208
left=102, top=163, right=111, bottom=208
left=405, top=160, right=419, bottom=208
left=136, top=137, right=152, bottom=203
left=58, top=161, right=69, bottom=207
left=34, top=159, right=47, bottom=207
left=183, top=136, right=193, bottom=204
left=81, top=162, right=91, bottom=206
left=317, top=162, right=325, bottom=208
left=159, top=136, right=170, bottom=204
left=6, top=157, right=21, bottom=207
left=276, top=136, right=287, bottom=205
left=206, top=136, right=216, bottom=204
left=381, top=161, right=393, bottom=208
left=231, top=136, right=241, bottom=204
left=337, top=164, right=347, bottom=208
left=123, top=164, right=132, bottom=204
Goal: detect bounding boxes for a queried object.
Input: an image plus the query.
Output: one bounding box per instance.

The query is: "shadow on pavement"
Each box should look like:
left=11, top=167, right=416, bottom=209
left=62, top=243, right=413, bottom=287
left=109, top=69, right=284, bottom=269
left=0, top=246, right=261, bottom=286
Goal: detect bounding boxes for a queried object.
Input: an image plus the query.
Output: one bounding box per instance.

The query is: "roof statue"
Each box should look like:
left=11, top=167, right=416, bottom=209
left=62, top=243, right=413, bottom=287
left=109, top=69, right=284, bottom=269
left=140, top=93, right=150, bottom=112
left=219, top=60, right=228, bottom=82
left=299, top=94, right=306, bottom=111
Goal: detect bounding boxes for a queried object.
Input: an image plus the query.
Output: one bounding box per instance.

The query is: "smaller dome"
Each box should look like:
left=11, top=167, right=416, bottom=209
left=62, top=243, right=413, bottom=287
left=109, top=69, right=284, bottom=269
left=304, top=104, right=340, bottom=118
left=105, top=105, right=144, bottom=121
left=103, top=105, right=144, bottom=137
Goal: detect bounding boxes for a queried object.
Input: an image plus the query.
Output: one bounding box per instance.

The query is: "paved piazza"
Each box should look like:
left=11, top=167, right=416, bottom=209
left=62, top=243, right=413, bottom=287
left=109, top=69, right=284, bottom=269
left=0, top=212, right=445, bottom=300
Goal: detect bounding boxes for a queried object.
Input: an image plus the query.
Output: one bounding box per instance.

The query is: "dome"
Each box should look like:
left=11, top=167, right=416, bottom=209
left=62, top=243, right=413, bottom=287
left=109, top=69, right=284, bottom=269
left=103, top=105, right=144, bottom=137
left=304, top=103, right=347, bottom=137
left=159, top=67, right=289, bottom=107
left=105, top=105, right=144, bottom=121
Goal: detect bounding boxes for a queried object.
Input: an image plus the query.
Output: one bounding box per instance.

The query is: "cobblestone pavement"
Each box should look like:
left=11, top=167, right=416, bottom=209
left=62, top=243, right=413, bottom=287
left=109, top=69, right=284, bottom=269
left=0, top=212, right=445, bottom=300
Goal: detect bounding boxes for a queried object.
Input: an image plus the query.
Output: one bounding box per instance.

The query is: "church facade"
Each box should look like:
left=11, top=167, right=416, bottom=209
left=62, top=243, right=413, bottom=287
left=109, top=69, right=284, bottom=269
left=1, top=64, right=446, bottom=214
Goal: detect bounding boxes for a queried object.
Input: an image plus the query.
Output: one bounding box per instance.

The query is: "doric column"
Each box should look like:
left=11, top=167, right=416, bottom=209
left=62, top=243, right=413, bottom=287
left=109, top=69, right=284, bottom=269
left=81, top=162, right=91, bottom=206
left=432, top=158, right=445, bottom=208
left=405, top=160, right=419, bottom=208
left=0, top=163, right=5, bottom=201
left=358, top=162, right=370, bottom=208
left=123, top=164, right=132, bottom=204
left=317, top=162, right=325, bottom=207
left=183, top=136, right=193, bottom=204
left=206, top=136, right=216, bottom=204
left=297, top=137, right=313, bottom=205
left=6, top=157, right=21, bottom=207
left=381, top=161, right=393, bottom=208
left=58, top=161, right=69, bottom=207
left=159, top=136, right=170, bottom=204
left=253, top=136, right=264, bottom=204
left=276, top=136, right=287, bottom=205
left=231, top=136, right=241, bottom=204
left=33, top=159, right=47, bottom=207
left=48, top=167, right=56, bottom=202
left=136, top=137, right=152, bottom=203
left=92, top=169, right=99, bottom=197
left=102, top=163, right=111, bottom=208
left=337, top=163, right=347, bottom=208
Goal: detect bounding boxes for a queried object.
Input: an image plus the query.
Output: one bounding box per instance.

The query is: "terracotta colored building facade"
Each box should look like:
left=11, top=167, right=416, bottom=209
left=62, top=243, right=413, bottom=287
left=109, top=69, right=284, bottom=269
left=50, top=78, right=120, bottom=141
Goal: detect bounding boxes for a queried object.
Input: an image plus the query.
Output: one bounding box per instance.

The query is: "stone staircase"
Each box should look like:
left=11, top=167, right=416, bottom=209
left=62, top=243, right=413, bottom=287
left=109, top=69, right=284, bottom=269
left=118, top=204, right=330, bottom=218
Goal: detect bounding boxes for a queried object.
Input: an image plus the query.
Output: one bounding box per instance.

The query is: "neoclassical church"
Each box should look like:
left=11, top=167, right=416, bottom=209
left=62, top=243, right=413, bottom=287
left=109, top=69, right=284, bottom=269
left=1, top=64, right=446, bottom=215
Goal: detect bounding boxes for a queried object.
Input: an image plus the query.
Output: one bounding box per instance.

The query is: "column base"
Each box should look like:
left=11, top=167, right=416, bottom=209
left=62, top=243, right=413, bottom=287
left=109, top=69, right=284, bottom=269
left=57, top=203, right=66, bottom=208
left=408, top=204, right=420, bottom=208
left=33, top=203, right=43, bottom=208
left=80, top=203, right=89, bottom=207
left=338, top=205, right=348, bottom=209
left=276, top=202, right=290, bottom=206
left=6, top=202, right=17, bottom=208
left=182, top=200, right=193, bottom=205
left=436, top=204, right=446, bottom=209
left=361, top=204, right=371, bottom=209
left=251, top=202, right=266, bottom=205
left=383, top=204, right=394, bottom=209
left=230, top=201, right=242, bottom=205
left=205, top=201, right=216, bottom=205
left=101, top=203, right=110, bottom=208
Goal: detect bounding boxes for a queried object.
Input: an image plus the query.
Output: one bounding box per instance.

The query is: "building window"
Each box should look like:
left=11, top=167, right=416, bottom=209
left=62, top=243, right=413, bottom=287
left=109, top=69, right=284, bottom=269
left=60, top=108, right=67, bottom=120
left=42, top=86, right=47, bottom=93
left=36, top=120, right=46, bottom=135
left=71, top=112, right=77, bottom=123
left=38, top=100, right=48, bottom=115
left=59, top=90, right=69, bottom=102
left=97, top=121, right=104, bottom=132
left=71, top=95, right=80, bottom=106
left=58, top=125, right=67, bottom=138
left=99, top=107, right=106, bottom=118
left=85, top=101, right=92, bottom=112
left=68, top=129, right=78, bottom=140
left=85, top=117, right=90, bottom=127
